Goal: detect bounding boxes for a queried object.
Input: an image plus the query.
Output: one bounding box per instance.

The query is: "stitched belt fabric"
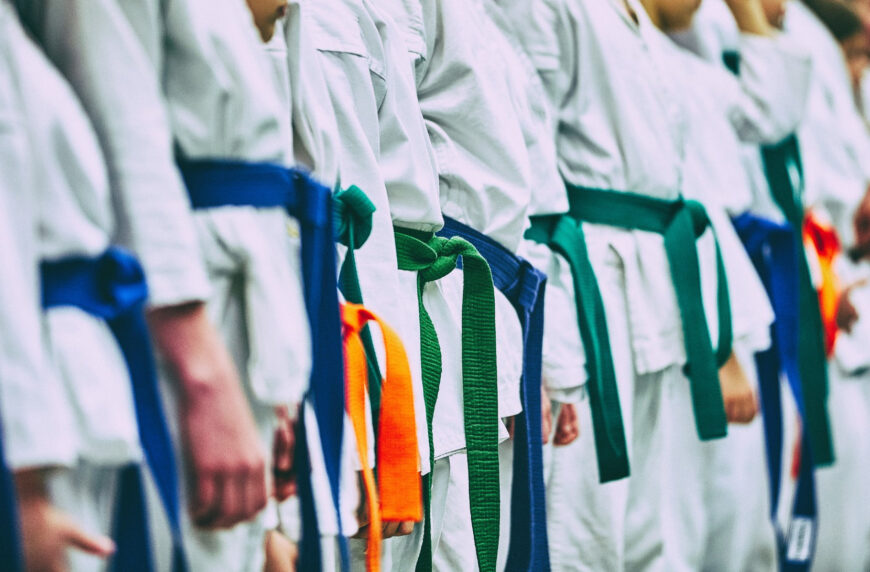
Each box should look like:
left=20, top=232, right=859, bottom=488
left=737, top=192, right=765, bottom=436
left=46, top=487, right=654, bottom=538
left=40, top=248, right=187, bottom=572
left=437, top=216, right=550, bottom=572
left=565, top=185, right=731, bottom=441
left=526, top=214, right=630, bottom=483
left=333, top=186, right=383, bottom=419
left=178, top=159, right=348, bottom=570
left=393, top=227, right=500, bottom=572
left=733, top=213, right=818, bottom=570
left=342, top=302, right=422, bottom=572
left=761, top=137, right=834, bottom=466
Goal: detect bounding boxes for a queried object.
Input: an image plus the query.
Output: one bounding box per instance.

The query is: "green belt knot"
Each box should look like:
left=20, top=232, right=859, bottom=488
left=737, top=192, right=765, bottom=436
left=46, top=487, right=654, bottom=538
left=333, top=185, right=375, bottom=249
left=420, top=236, right=478, bottom=283
left=685, top=199, right=712, bottom=236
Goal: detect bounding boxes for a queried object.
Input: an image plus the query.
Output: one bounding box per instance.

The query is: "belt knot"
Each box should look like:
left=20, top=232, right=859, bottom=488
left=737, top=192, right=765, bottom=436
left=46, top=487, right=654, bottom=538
left=333, top=185, right=376, bottom=249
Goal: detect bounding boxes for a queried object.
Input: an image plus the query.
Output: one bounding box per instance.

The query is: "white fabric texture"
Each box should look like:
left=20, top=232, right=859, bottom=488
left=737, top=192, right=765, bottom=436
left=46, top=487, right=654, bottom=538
left=14, top=0, right=211, bottom=310
left=0, top=3, right=140, bottom=470
left=307, top=0, right=438, bottom=475
left=502, top=0, right=810, bottom=375
left=812, top=257, right=870, bottom=572
left=383, top=0, right=529, bottom=450
left=785, top=1, right=870, bottom=246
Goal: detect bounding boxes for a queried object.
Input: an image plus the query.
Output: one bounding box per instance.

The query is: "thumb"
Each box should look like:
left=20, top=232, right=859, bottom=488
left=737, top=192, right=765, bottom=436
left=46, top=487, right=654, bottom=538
left=61, top=518, right=116, bottom=558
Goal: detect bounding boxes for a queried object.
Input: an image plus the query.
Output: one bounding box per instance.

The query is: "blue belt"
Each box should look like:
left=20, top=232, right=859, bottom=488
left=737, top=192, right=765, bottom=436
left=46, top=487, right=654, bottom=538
left=177, top=159, right=348, bottom=570
left=0, top=420, right=23, bottom=571
left=732, top=213, right=818, bottom=570
left=40, top=247, right=187, bottom=572
left=437, top=217, right=550, bottom=572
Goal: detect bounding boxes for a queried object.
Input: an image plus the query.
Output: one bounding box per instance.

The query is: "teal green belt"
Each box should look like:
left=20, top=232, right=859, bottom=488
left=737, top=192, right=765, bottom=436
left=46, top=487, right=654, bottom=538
left=394, top=227, right=500, bottom=572
left=333, top=186, right=382, bottom=418
left=526, top=215, right=630, bottom=482
left=761, top=137, right=834, bottom=465
left=566, top=185, right=732, bottom=441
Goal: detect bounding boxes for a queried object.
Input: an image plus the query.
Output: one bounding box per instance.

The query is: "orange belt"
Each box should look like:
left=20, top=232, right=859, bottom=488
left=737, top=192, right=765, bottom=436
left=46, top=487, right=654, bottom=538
left=341, top=303, right=423, bottom=571
left=803, top=213, right=841, bottom=355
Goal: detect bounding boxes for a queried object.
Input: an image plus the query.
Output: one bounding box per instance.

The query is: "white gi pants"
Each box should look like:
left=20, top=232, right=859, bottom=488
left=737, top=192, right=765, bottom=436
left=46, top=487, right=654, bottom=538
left=812, top=367, right=870, bottom=572
left=48, top=463, right=121, bottom=572
left=545, top=239, right=669, bottom=572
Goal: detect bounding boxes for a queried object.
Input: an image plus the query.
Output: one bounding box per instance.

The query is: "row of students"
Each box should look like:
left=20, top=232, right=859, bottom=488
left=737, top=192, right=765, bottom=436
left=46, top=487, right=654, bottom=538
left=1, top=0, right=869, bottom=570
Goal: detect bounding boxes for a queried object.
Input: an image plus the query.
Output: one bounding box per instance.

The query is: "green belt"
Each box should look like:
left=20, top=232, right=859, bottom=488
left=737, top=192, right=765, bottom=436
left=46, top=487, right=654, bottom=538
left=526, top=215, right=630, bottom=482
left=333, top=186, right=382, bottom=418
left=762, top=137, right=834, bottom=465
left=394, top=227, right=500, bottom=572
left=566, top=185, right=731, bottom=441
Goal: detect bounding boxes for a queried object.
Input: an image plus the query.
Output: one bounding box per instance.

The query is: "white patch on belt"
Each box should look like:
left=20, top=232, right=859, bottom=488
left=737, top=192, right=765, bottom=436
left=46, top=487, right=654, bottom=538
left=786, top=516, right=814, bottom=562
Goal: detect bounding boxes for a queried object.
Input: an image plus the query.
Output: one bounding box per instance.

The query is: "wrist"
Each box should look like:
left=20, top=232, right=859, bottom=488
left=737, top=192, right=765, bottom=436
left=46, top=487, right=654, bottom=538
left=14, top=469, right=51, bottom=502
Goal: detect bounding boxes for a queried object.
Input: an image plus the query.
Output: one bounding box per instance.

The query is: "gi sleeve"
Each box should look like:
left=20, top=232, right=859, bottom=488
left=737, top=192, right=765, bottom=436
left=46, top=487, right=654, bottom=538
left=0, top=38, right=77, bottom=469
left=504, top=0, right=577, bottom=134
left=717, top=34, right=813, bottom=144
left=377, top=13, right=442, bottom=231
left=19, top=0, right=211, bottom=309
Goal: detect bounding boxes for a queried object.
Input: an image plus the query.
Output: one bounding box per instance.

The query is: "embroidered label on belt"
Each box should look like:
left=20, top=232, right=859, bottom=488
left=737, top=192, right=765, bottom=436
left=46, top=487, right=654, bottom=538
left=786, top=517, right=815, bottom=562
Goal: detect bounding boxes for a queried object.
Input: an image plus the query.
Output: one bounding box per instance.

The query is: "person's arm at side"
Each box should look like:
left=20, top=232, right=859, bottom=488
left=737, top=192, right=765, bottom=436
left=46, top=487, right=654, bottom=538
left=19, top=0, right=267, bottom=528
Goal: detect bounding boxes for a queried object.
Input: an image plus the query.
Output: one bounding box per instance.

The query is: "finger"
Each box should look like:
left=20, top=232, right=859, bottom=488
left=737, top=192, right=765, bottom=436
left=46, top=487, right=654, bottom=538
left=192, top=475, right=220, bottom=525
left=353, top=524, right=370, bottom=540
left=62, top=519, right=116, bottom=558
left=382, top=521, right=401, bottom=538
left=244, top=465, right=268, bottom=521
left=213, top=474, right=243, bottom=529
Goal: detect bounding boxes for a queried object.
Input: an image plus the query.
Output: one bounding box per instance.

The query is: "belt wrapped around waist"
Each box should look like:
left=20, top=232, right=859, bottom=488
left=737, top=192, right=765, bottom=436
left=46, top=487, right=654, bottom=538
left=565, top=185, right=731, bottom=441
left=526, top=214, right=630, bottom=483
left=393, top=226, right=500, bottom=572
left=437, top=216, right=549, bottom=572
left=41, top=247, right=187, bottom=572
left=177, top=159, right=347, bottom=571
left=761, top=136, right=834, bottom=466
left=732, top=213, right=819, bottom=569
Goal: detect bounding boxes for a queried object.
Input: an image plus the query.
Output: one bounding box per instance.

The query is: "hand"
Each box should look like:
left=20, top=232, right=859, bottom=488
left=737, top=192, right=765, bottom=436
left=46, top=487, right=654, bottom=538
left=381, top=520, right=415, bottom=539
left=719, top=352, right=759, bottom=424
left=350, top=472, right=414, bottom=540
left=836, top=280, right=867, bottom=334
left=264, top=529, right=297, bottom=572
left=272, top=406, right=297, bottom=502
left=553, top=403, right=580, bottom=446
left=15, top=470, right=115, bottom=572
left=147, top=302, right=267, bottom=529
left=541, top=389, right=553, bottom=445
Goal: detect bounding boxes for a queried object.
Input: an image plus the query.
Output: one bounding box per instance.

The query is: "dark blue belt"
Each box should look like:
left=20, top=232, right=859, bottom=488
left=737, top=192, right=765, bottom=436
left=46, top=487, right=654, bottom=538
left=177, top=159, right=348, bottom=570
left=437, top=216, right=550, bottom=572
left=732, top=213, right=818, bottom=571
left=40, top=247, right=187, bottom=572
left=0, top=419, right=23, bottom=571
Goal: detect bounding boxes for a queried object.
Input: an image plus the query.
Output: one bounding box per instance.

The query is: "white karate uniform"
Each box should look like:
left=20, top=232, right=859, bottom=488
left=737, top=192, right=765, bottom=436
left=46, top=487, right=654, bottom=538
left=813, top=256, right=870, bottom=572
left=672, top=0, right=806, bottom=556
left=301, top=0, right=441, bottom=567
left=0, top=4, right=143, bottom=570
left=503, top=0, right=809, bottom=569
left=381, top=0, right=544, bottom=568
left=267, top=10, right=363, bottom=561
left=660, top=35, right=785, bottom=572
left=779, top=6, right=870, bottom=570
left=21, top=0, right=313, bottom=568
left=785, top=1, right=870, bottom=244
